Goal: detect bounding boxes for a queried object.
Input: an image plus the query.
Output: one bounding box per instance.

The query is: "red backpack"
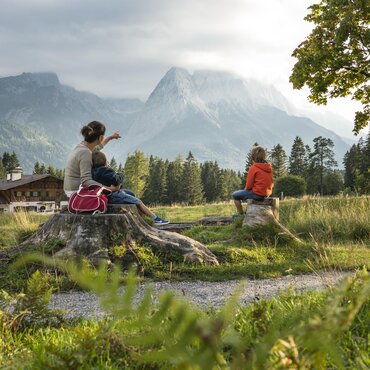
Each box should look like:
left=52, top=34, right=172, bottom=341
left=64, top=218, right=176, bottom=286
left=68, top=185, right=111, bottom=214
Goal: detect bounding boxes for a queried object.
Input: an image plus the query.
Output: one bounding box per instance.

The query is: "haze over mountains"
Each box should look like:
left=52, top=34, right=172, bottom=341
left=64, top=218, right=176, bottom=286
left=0, top=68, right=352, bottom=172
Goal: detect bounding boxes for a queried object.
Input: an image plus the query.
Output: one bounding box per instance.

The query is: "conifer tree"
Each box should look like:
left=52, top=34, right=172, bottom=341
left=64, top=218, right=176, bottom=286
left=47, top=166, right=56, bottom=176
left=39, top=163, right=46, bottom=174
left=33, top=161, right=42, bottom=174
left=343, top=144, right=361, bottom=190
left=9, top=151, right=20, bottom=170
left=117, top=163, right=124, bottom=174
left=201, top=161, right=222, bottom=202
left=220, top=169, right=242, bottom=200
left=0, top=158, right=5, bottom=179
left=143, top=157, right=168, bottom=205
left=123, top=151, right=149, bottom=198
left=181, top=152, right=204, bottom=205
left=344, top=132, right=370, bottom=194
left=242, top=142, right=259, bottom=187
left=323, top=170, right=344, bottom=195
left=166, top=155, right=184, bottom=204
left=2, top=152, right=11, bottom=171
left=308, top=136, right=337, bottom=195
left=269, top=144, right=288, bottom=178
left=289, top=136, right=308, bottom=176
left=110, top=157, right=118, bottom=172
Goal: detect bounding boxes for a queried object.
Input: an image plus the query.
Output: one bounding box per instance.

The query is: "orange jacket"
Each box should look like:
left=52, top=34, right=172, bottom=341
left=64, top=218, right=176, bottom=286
left=245, top=162, right=274, bottom=196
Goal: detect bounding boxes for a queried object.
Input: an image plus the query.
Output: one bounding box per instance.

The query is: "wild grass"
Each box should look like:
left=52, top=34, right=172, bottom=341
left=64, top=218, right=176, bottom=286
left=0, top=211, right=48, bottom=248
left=280, top=196, right=370, bottom=242
left=0, top=196, right=369, bottom=289
left=0, top=261, right=369, bottom=369
left=154, top=201, right=236, bottom=222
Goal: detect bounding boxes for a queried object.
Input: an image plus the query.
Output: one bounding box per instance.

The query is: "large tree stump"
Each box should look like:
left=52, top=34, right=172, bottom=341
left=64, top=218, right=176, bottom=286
left=243, top=198, right=279, bottom=227
left=11, top=205, right=219, bottom=266
left=243, top=198, right=302, bottom=243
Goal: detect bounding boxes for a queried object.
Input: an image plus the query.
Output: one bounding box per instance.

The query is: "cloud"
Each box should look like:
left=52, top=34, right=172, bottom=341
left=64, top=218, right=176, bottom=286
left=0, top=0, right=359, bottom=126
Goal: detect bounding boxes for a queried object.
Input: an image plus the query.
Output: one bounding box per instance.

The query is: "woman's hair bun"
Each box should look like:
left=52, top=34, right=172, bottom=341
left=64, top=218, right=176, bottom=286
left=81, top=121, right=106, bottom=143
left=80, top=125, right=93, bottom=137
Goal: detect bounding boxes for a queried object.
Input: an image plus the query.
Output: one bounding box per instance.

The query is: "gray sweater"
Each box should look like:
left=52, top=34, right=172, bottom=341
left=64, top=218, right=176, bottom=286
left=63, top=143, right=103, bottom=191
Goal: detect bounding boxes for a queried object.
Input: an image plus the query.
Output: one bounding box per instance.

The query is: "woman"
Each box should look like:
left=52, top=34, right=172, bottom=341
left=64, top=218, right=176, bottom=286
left=63, top=120, right=120, bottom=197
left=63, top=120, right=169, bottom=224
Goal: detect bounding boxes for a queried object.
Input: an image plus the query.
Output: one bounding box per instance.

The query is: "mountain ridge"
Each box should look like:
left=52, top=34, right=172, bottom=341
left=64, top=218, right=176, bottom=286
left=0, top=68, right=352, bottom=171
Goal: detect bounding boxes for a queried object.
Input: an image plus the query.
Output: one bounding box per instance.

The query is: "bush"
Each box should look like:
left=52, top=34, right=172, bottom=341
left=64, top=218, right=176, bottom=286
left=274, top=175, right=306, bottom=197
left=1, top=261, right=369, bottom=370
left=323, top=170, right=344, bottom=195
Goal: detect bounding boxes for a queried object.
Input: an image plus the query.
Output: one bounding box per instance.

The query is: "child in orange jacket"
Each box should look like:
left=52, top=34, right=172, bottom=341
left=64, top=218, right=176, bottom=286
left=232, top=146, right=274, bottom=216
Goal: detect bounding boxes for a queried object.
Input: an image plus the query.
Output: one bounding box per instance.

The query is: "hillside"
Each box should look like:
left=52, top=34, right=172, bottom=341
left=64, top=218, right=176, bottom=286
left=0, top=120, right=69, bottom=172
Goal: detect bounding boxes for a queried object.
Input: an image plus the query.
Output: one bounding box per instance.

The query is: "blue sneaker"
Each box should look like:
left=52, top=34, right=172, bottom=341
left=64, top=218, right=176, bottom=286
left=154, top=216, right=170, bottom=225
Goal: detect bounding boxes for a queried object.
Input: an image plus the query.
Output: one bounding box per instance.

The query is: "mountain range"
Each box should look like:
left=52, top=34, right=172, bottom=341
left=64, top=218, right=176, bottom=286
left=0, top=68, right=352, bottom=172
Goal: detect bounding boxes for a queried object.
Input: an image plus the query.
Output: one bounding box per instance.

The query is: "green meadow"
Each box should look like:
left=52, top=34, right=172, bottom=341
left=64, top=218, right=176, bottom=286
left=0, top=196, right=369, bottom=369
left=0, top=196, right=369, bottom=289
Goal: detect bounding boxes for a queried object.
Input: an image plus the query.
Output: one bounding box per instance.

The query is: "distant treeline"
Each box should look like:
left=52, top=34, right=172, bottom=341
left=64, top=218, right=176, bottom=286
left=1, top=132, right=369, bottom=204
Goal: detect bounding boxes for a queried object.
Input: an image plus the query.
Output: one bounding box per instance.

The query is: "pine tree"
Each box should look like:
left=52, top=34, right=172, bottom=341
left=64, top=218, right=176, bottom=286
left=40, top=163, right=46, bottom=174
left=123, top=151, right=149, bottom=198
left=33, top=161, right=46, bottom=174
left=33, top=161, right=42, bottom=174
left=269, top=144, right=288, bottom=178
left=344, top=131, right=370, bottom=194
left=166, top=155, right=184, bottom=204
left=201, top=161, right=222, bottom=202
left=110, top=157, right=118, bottom=172
left=289, top=136, right=308, bottom=176
left=55, top=168, right=64, bottom=179
left=0, top=157, right=5, bottom=179
left=323, top=170, right=344, bottom=195
left=9, top=151, right=20, bottom=170
left=2, top=152, right=11, bottom=171
left=47, top=166, right=56, bottom=176
left=343, top=144, right=360, bottom=190
left=143, top=157, right=168, bottom=205
left=308, top=136, right=337, bottom=195
left=242, top=142, right=259, bottom=187
left=220, top=169, right=242, bottom=201
left=180, top=152, right=204, bottom=205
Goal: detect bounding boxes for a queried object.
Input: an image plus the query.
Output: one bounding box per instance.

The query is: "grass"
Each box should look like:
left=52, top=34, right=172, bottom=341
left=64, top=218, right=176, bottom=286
left=153, top=202, right=236, bottom=222
left=0, top=198, right=368, bottom=368
left=0, top=266, right=369, bottom=369
left=0, top=212, right=49, bottom=248
left=0, top=196, right=369, bottom=290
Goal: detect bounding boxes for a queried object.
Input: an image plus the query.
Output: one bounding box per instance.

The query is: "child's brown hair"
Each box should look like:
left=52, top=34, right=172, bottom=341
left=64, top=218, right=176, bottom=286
left=92, top=151, right=107, bottom=168
left=251, top=146, right=266, bottom=162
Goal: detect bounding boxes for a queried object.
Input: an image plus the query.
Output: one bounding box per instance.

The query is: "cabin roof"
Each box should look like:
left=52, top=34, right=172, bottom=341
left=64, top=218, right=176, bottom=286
left=0, top=174, right=62, bottom=191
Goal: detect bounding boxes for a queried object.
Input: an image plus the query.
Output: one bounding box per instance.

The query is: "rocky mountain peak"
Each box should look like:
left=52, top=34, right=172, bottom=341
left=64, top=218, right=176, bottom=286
left=146, top=66, right=195, bottom=106
left=12, top=72, right=60, bottom=87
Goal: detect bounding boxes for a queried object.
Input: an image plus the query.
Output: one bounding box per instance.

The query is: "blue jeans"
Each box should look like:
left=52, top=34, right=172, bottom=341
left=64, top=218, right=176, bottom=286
left=108, top=189, right=141, bottom=205
left=232, top=189, right=264, bottom=202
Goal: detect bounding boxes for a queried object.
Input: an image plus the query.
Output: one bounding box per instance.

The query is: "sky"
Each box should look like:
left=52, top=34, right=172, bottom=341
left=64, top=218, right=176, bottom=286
left=0, top=0, right=364, bottom=137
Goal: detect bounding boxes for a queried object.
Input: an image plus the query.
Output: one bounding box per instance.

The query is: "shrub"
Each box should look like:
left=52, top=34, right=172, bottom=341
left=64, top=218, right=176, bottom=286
left=274, top=175, right=306, bottom=197
left=323, top=170, right=344, bottom=195
left=2, top=259, right=369, bottom=370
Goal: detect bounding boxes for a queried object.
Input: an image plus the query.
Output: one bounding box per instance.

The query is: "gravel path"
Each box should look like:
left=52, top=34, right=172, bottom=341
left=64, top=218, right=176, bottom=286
left=49, top=271, right=351, bottom=319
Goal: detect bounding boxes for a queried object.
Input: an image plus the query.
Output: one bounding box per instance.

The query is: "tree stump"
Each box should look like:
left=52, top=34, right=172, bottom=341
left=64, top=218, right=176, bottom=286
left=11, top=205, right=219, bottom=266
left=243, top=198, right=279, bottom=227
left=242, top=198, right=302, bottom=243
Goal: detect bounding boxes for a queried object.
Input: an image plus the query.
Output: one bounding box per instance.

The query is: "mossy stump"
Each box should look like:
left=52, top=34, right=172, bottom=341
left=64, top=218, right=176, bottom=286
left=243, top=198, right=279, bottom=227
left=243, top=198, right=302, bottom=243
left=11, top=205, right=219, bottom=266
